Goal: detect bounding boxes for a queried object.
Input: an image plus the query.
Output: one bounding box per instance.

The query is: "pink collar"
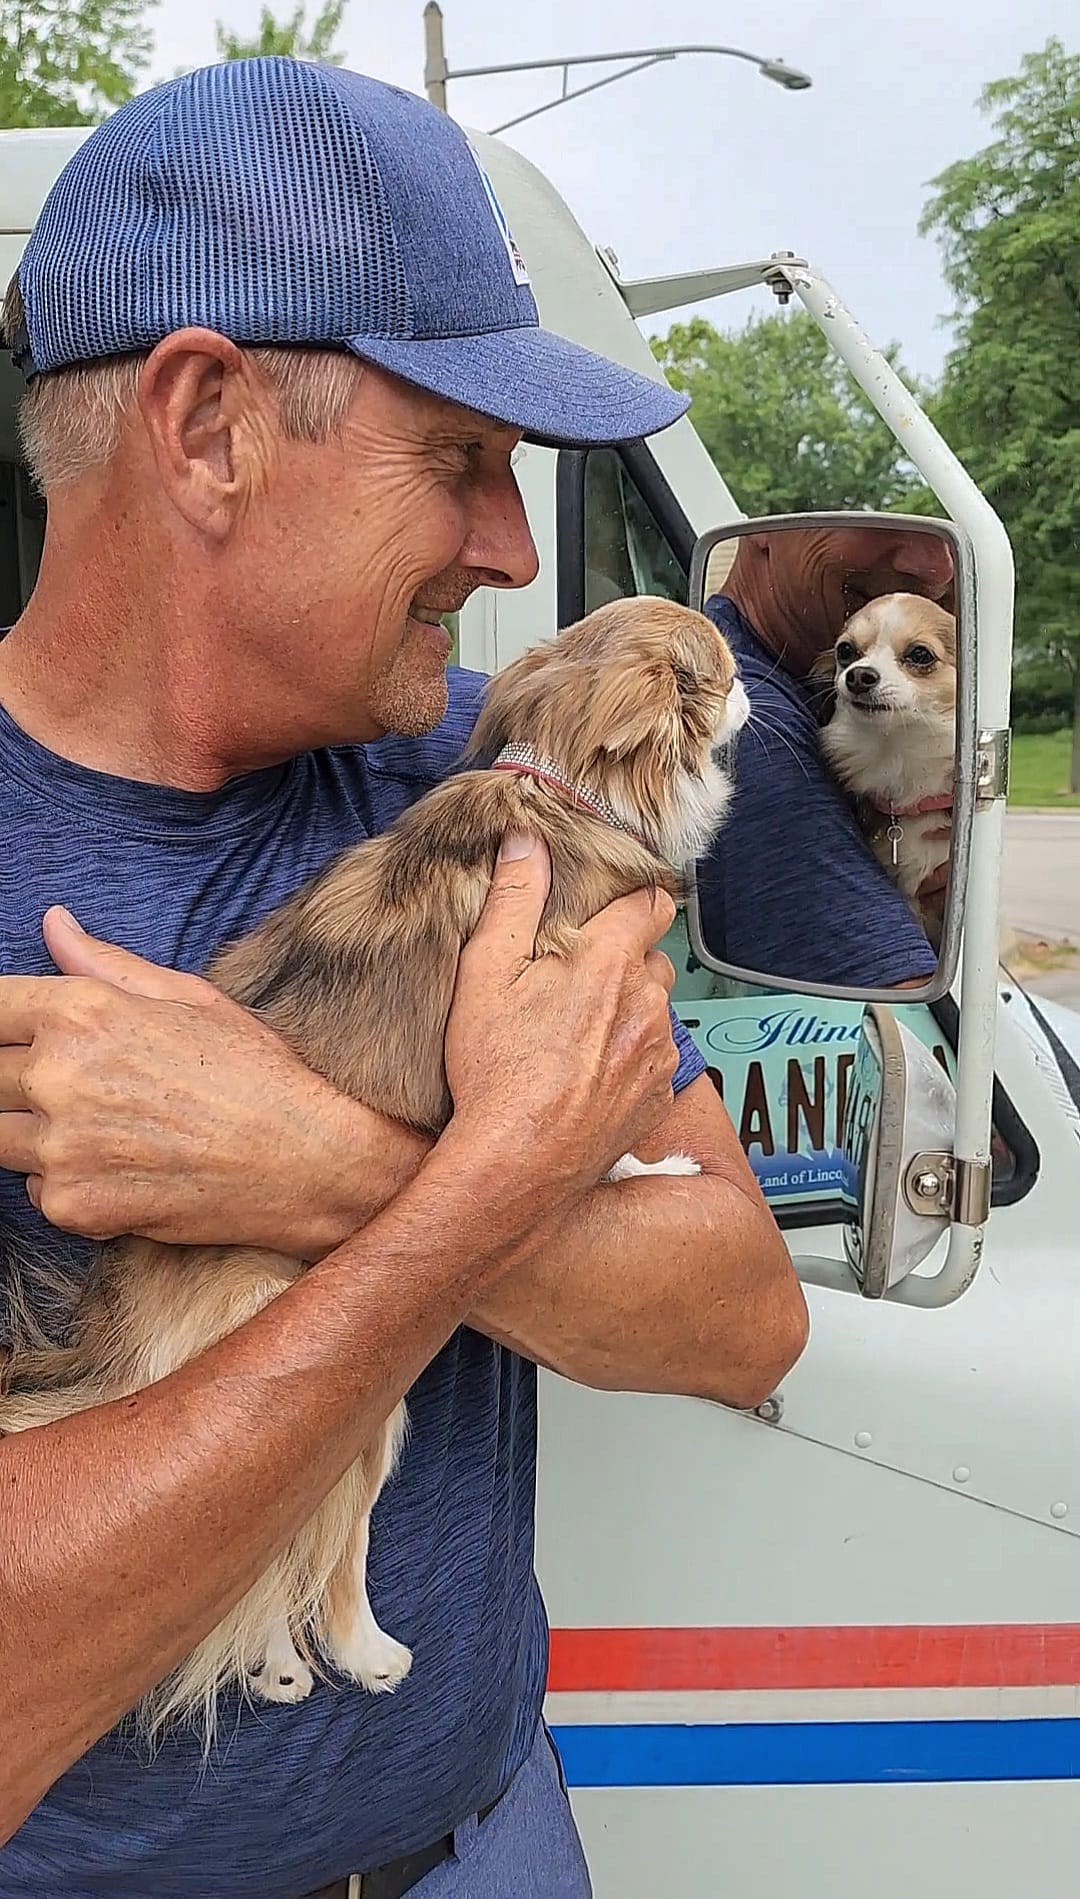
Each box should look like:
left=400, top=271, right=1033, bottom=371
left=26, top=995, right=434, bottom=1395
left=490, top=741, right=651, bottom=850
left=871, top=792, right=953, bottom=820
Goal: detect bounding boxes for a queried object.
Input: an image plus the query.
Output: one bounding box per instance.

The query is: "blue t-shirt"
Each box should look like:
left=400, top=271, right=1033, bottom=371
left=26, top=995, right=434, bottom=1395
left=698, top=598, right=937, bottom=987
left=0, top=668, right=704, bottom=1899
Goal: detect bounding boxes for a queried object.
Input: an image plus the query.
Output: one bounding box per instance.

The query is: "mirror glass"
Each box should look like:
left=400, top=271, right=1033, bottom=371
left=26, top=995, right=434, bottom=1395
left=686, top=512, right=973, bottom=1003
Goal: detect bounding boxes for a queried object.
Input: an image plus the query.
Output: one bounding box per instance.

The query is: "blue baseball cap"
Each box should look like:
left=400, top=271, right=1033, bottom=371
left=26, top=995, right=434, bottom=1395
left=12, top=57, right=689, bottom=448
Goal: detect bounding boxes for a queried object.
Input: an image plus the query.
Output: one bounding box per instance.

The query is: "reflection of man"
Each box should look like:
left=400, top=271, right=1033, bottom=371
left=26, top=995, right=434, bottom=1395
left=697, top=526, right=955, bottom=987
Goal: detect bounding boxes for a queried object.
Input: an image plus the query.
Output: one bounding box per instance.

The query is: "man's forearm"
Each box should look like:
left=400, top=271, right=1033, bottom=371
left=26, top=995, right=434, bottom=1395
left=469, top=1166, right=805, bottom=1410
left=0, top=1124, right=556, bottom=1845
left=294, top=1083, right=807, bottom=1412
left=275, top=1098, right=433, bottom=1260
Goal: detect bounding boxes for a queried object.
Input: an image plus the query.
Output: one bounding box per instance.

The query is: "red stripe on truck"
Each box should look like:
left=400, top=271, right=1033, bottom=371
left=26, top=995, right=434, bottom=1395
left=548, top=1625, right=1080, bottom=1692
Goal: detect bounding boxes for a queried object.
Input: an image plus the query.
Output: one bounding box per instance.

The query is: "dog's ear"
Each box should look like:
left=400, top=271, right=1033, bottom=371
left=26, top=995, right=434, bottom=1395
left=807, top=644, right=840, bottom=725
left=593, top=662, right=683, bottom=769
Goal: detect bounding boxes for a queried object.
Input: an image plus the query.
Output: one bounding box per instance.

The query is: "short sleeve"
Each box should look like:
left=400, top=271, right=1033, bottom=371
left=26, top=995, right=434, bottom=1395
left=671, top=1005, right=705, bottom=1092
left=698, top=637, right=936, bottom=988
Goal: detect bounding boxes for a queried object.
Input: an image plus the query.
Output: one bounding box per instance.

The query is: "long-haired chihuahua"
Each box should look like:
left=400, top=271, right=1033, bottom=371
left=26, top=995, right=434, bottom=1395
left=818, top=592, right=956, bottom=947
left=0, top=596, right=748, bottom=1745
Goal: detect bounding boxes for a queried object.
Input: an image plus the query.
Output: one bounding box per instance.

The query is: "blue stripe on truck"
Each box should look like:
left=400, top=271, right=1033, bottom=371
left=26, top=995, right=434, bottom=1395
left=553, top=1719, right=1080, bottom=1786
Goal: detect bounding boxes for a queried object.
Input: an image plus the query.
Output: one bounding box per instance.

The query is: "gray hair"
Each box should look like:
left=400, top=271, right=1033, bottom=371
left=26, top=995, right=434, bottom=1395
left=1, top=273, right=363, bottom=494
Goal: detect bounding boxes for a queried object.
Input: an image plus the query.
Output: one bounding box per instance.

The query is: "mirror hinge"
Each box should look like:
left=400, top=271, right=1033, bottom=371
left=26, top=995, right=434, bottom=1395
left=905, top=1153, right=991, bottom=1226
left=977, top=729, right=1010, bottom=804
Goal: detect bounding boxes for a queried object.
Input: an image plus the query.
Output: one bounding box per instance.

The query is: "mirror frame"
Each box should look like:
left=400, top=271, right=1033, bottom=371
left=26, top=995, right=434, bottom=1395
left=686, top=510, right=978, bottom=1005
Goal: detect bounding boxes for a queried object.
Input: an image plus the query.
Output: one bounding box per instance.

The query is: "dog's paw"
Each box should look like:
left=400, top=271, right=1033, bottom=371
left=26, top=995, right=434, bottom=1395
left=607, top=1151, right=701, bottom=1181
left=333, top=1625, right=413, bottom=1696
left=247, top=1655, right=315, bottom=1705
left=248, top=1619, right=315, bottom=1704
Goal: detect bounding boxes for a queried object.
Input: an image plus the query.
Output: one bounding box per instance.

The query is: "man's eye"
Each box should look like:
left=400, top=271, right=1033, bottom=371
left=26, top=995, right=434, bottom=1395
left=836, top=640, right=857, bottom=666
left=906, top=644, right=937, bottom=668
left=441, top=441, right=482, bottom=475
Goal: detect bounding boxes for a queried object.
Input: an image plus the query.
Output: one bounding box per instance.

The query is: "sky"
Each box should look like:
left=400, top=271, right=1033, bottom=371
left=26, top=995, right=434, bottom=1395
left=149, top=0, right=1074, bottom=381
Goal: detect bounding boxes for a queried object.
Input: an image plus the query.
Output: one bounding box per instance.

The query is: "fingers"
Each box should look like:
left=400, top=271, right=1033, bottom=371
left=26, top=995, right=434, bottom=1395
left=0, top=977, right=60, bottom=1046
left=0, top=1045, right=30, bottom=1109
left=644, top=950, right=676, bottom=997
left=461, top=834, right=553, bottom=981
left=41, top=907, right=210, bottom=1004
left=0, top=1111, right=39, bottom=1174
left=578, top=886, right=677, bottom=962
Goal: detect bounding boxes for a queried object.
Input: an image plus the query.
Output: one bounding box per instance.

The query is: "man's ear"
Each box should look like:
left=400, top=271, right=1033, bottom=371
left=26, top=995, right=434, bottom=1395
left=136, top=329, right=277, bottom=539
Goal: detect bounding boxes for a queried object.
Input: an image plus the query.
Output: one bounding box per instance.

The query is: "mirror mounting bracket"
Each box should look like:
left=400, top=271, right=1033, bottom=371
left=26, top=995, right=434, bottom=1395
left=976, top=728, right=1010, bottom=804
left=905, top=1151, right=991, bottom=1226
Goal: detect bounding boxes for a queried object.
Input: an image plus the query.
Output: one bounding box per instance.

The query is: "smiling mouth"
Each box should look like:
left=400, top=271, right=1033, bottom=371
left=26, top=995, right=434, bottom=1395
left=406, top=607, right=455, bottom=657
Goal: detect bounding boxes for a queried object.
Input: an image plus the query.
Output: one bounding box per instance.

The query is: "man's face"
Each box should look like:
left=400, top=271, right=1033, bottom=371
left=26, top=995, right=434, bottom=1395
left=228, top=365, right=539, bottom=749
left=753, top=524, right=955, bottom=655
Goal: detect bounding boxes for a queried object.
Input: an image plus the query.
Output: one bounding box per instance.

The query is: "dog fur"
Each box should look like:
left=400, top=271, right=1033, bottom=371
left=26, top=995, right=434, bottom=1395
left=817, top=592, right=956, bottom=947
left=0, top=596, right=747, bottom=1745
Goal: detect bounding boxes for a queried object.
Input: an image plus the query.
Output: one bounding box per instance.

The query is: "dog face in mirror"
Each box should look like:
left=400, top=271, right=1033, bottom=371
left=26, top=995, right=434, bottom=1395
left=819, top=593, right=957, bottom=944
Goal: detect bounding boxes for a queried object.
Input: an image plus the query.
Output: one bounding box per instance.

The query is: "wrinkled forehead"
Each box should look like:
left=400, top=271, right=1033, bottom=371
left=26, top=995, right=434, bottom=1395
left=778, top=527, right=916, bottom=575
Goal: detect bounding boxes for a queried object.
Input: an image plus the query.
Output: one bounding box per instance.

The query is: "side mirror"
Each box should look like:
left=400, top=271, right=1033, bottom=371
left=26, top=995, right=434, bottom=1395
left=687, top=510, right=978, bottom=1004
left=839, top=1003, right=956, bottom=1297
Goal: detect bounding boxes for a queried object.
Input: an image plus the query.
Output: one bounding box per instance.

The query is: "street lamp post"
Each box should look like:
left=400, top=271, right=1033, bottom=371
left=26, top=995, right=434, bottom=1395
left=422, top=2, right=811, bottom=130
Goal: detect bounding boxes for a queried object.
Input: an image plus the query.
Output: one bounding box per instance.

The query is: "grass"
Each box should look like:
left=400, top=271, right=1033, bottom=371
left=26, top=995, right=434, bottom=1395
left=1008, top=729, right=1080, bottom=808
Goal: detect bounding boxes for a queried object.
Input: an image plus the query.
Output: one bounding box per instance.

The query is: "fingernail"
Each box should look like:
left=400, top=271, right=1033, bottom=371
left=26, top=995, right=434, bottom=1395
left=498, top=832, right=535, bottom=861
left=52, top=906, right=84, bottom=933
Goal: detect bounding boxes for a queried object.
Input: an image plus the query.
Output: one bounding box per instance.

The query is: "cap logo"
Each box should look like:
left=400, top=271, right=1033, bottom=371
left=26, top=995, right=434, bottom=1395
left=466, top=144, right=530, bottom=289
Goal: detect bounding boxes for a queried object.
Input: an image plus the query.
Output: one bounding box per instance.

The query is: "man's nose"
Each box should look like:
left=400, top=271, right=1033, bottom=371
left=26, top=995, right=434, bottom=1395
left=846, top=665, right=880, bottom=695
left=460, top=475, right=540, bottom=590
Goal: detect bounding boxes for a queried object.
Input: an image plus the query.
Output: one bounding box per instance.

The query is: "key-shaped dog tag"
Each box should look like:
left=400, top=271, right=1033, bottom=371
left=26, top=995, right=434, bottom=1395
left=887, top=808, right=903, bottom=867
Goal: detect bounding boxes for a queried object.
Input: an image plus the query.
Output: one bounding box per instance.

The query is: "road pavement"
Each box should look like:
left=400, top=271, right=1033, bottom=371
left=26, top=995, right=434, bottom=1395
left=1000, top=810, right=1080, bottom=1010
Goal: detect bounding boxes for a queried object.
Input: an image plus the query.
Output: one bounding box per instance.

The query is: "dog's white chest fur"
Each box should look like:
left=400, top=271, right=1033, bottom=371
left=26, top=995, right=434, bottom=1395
left=823, top=715, right=953, bottom=899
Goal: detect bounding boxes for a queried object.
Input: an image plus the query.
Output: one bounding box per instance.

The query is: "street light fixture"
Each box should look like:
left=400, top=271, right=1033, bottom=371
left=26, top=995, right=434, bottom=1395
left=422, top=4, right=812, bottom=130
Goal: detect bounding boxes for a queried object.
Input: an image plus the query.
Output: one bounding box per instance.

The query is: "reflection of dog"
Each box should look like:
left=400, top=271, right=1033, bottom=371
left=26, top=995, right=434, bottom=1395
left=0, top=597, right=747, bottom=1743
left=817, top=593, right=956, bottom=948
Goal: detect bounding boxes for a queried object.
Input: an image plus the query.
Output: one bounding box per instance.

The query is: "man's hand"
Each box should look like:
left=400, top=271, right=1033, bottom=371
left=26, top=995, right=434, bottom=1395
left=1, top=842, right=676, bottom=1253
left=0, top=907, right=427, bottom=1249
left=444, top=832, right=678, bottom=1208
left=917, top=859, right=950, bottom=940
left=918, top=861, right=950, bottom=905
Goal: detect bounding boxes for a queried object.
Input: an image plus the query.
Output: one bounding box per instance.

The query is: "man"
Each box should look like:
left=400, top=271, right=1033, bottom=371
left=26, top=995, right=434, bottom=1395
left=0, top=58, right=807, bottom=1899
left=697, top=524, right=956, bottom=987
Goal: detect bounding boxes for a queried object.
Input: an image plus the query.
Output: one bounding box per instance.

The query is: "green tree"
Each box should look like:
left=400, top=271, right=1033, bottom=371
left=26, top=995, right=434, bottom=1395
left=653, top=309, right=925, bottom=516
left=921, top=37, right=1080, bottom=788
left=0, top=0, right=152, bottom=126
left=215, top=0, right=346, bottom=65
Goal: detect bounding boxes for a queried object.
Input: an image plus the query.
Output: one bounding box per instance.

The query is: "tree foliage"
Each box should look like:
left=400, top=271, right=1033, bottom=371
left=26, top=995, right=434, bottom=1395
left=0, top=0, right=152, bottom=126
left=921, top=37, right=1080, bottom=779
left=653, top=310, right=925, bottom=517
left=215, top=0, right=346, bottom=66
left=0, top=0, right=348, bottom=133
